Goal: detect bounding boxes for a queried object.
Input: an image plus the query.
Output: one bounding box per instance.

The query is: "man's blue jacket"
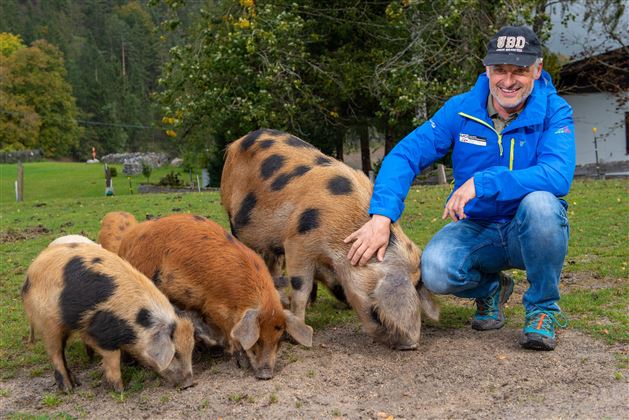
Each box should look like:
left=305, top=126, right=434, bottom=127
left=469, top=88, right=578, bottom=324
left=370, top=70, right=576, bottom=223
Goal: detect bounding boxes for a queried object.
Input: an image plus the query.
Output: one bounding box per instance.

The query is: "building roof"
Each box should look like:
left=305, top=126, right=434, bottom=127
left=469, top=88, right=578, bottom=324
left=558, top=47, right=628, bottom=94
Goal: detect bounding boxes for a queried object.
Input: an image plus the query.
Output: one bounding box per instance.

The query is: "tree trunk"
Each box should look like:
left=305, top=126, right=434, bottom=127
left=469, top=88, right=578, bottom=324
left=335, top=133, right=344, bottom=161
left=359, top=125, right=372, bottom=176
left=385, top=122, right=395, bottom=156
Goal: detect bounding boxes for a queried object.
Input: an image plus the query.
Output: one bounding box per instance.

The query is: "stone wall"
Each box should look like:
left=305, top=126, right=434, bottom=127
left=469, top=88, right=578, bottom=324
left=0, top=149, right=43, bottom=163
left=101, top=152, right=169, bottom=175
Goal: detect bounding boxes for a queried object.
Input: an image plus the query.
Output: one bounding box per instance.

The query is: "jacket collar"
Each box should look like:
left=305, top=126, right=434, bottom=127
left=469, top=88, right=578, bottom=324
left=461, top=70, right=554, bottom=132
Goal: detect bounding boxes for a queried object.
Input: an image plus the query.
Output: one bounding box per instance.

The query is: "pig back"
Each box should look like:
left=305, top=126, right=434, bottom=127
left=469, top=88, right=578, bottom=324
left=24, top=243, right=175, bottom=331
left=116, top=214, right=278, bottom=316
left=221, top=129, right=374, bottom=257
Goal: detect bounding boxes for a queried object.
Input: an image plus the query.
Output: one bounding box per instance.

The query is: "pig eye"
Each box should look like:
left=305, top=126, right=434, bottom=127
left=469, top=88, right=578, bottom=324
left=174, top=351, right=181, bottom=360
left=274, top=325, right=282, bottom=331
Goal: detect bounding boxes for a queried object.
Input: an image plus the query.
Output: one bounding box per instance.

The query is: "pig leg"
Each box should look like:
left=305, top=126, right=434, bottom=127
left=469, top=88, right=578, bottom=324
left=85, top=344, right=95, bottom=363
left=28, top=324, right=35, bottom=344
left=284, top=245, right=315, bottom=321
left=99, top=350, right=124, bottom=393
left=41, top=332, right=74, bottom=392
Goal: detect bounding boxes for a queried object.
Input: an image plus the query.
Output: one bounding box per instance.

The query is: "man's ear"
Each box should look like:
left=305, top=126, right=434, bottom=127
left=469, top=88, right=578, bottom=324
left=534, top=61, right=543, bottom=79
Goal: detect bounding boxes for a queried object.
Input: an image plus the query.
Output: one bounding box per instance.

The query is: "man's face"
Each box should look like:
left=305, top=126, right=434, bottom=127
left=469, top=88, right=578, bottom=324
left=486, top=63, right=542, bottom=114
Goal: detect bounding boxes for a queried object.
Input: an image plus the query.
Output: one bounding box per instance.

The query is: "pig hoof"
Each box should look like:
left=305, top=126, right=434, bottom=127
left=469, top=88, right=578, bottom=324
left=393, top=343, right=418, bottom=351
left=255, top=368, right=274, bottom=380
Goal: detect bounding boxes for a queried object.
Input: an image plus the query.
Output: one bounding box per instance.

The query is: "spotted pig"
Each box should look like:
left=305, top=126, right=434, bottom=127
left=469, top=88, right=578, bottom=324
left=98, top=211, right=138, bottom=253
left=22, top=243, right=195, bottom=392
left=116, top=213, right=313, bottom=379
left=220, top=129, right=440, bottom=350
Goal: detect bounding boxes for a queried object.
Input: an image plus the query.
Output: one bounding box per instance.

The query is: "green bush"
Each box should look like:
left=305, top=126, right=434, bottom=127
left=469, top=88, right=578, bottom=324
left=158, top=171, right=183, bottom=187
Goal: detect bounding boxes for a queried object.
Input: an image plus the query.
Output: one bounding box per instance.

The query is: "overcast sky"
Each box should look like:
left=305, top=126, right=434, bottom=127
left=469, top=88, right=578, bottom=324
left=546, top=2, right=628, bottom=59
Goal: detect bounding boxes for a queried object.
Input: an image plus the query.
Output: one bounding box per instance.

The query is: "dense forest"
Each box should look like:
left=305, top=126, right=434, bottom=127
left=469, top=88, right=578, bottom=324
left=0, top=0, right=625, bottom=181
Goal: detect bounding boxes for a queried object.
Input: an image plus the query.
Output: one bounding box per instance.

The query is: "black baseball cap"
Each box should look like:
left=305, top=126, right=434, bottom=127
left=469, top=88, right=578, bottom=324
left=483, top=26, right=542, bottom=67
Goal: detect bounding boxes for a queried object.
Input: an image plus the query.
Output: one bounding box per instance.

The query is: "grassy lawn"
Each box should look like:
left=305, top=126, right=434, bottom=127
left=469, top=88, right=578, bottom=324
left=0, top=162, right=199, bottom=203
left=0, top=167, right=627, bottom=378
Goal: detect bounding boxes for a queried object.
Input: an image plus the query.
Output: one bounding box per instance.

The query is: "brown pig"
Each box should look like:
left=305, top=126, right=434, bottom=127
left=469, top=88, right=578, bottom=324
left=116, top=213, right=313, bottom=379
left=98, top=211, right=137, bottom=253
left=220, top=129, right=440, bottom=350
left=22, top=242, right=195, bottom=392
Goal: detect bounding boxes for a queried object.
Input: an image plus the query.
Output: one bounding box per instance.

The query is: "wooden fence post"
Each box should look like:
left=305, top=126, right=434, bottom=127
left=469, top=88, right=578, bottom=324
left=16, top=161, right=24, bottom=202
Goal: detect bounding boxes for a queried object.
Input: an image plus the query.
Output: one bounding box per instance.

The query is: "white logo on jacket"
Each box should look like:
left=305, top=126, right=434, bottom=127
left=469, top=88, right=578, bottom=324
left=459, top=133, right=487, bottom=146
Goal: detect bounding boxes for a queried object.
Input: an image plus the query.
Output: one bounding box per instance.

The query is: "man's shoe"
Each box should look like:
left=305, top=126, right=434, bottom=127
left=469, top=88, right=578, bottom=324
left=471, top=273, right=514, bottom=331
left=519, top=309, right=568, bottom=351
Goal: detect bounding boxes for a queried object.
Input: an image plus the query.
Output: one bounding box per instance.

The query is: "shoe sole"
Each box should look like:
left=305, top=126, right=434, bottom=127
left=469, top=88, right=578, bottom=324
left=519, top=332, right=556, bottom=351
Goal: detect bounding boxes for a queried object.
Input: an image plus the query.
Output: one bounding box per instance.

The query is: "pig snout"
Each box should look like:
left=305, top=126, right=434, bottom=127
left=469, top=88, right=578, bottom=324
left=255, top=365, right=274, bottom=380
left=179, top=374, right=195, bottom=389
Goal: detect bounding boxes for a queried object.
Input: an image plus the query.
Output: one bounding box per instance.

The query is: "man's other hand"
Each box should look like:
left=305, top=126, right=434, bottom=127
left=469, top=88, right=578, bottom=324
left=344, top=214, right=391, bottom=266
left=442, top=177, right=476, bottom=222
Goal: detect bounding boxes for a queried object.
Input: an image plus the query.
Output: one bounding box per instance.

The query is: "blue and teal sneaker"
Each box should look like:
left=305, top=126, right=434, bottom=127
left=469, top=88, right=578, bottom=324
left=471, top=273, right=514, bottom=331
left=519, top=309, right=568, bottom=351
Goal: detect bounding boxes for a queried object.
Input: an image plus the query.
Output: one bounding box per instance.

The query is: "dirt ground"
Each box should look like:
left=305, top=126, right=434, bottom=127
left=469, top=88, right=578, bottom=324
left=1, top=274, right=627, bottom=419
left=2, top=316, right=627, bottom=419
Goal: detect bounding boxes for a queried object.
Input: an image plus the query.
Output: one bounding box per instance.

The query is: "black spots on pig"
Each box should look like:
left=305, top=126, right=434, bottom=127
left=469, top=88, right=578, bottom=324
left=258, top=139, right=275, bottom=149
left=66, top=243, right=79, bottom=249
left=87, top=310, right=137, bottom=351
left=21, top=276, right=31, bottom=296
left=60, top=257, right=116, bottom=329
left=241, top=130, right=263, bottom=151
left=136, top=308, right=153, bottom=328
left=151, top=269, right=161, bottom=286
left=290, top=276, right=304, bottom=291
left=315, top=156, right=333, bottom=166
left=260, top=154, right=286, bottom=180
left=241, top=129, right=282, bottom=151
left=225, top=231, right=235, bottom=242
left=192, top=215, right=207, bottom=222
left=91, top=257, right=102, bottom=265
left=285, top=135, right=315, bottom=149
left=298, top=208, right=320, bottom=234
left=234, top=192, right=257, bottom=232
left=271, top=165, right=312, bottom=191
left=327, top=176, right=353, bottom=195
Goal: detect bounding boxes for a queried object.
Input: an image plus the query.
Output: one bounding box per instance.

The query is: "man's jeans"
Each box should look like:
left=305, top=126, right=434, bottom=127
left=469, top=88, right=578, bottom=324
left=421, top=191, right=569, bottom=312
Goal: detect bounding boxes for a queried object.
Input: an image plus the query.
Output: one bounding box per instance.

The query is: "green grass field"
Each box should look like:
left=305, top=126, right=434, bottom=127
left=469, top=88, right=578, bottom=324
left=0, top=162, right=198, bottom=203
left=0, top=162, right=627, bottom=380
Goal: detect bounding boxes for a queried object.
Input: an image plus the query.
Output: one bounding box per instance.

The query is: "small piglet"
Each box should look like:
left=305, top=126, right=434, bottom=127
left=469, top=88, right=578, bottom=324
left=22, top=242, right=195, bottom=392
left=116, top=213, right=313, bottom=379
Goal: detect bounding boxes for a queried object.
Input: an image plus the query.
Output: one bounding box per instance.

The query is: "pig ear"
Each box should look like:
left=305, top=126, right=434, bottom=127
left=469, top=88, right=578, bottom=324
left=231, top=309, right=259, bottom=350
left=284, top=310, right=313, bottom=347
left=147, top=323, right=176, bottom=371
left=417, top=284, right=440, bottom=321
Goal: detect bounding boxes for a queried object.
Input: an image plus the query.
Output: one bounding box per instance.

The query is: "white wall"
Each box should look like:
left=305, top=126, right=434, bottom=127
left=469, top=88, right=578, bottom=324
left=562, top=92, right=628, bottom=165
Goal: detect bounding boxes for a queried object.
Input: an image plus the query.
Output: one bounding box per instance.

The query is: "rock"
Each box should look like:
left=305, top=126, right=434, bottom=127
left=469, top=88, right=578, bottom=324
left=171, top=158, right=184, bottom=167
